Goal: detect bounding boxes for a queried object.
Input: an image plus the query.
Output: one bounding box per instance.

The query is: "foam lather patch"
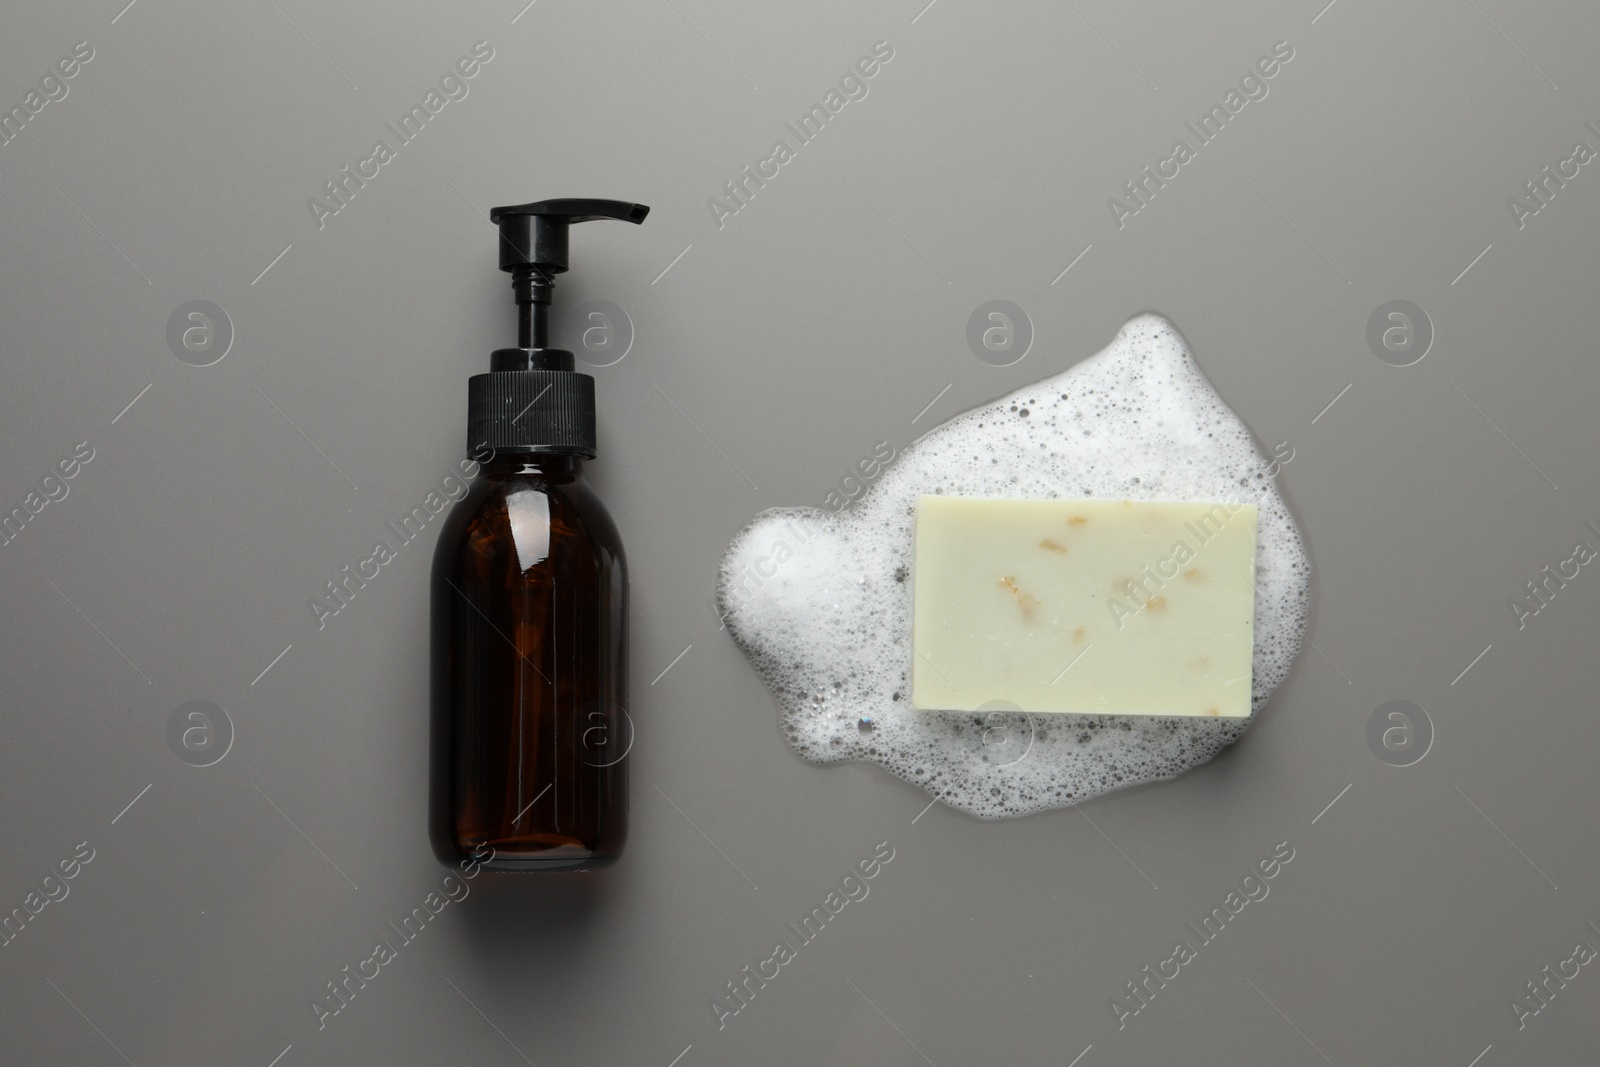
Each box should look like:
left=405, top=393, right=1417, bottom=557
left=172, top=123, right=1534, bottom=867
left=718, top=314, right=1309, bottom=818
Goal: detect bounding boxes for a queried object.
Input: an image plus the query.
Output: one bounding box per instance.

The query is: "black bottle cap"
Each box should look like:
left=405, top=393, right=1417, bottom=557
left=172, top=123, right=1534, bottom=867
left=467, top=199, right=649, bottom=457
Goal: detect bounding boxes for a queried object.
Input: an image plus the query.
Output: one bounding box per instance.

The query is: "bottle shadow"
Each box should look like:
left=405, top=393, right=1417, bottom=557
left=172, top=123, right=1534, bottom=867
left=455, top=868, right=614, bottom=958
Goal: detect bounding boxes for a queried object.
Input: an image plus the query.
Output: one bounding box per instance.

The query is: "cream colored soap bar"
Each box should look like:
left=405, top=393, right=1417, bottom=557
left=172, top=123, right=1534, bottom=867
left=911, top=496, right=1257, bottom=717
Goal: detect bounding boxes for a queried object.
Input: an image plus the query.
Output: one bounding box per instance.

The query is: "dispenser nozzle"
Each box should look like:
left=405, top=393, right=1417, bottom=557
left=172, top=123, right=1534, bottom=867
left=487, top=199, right=651, bottom=353
left=468, top=197, right=649, bottom=459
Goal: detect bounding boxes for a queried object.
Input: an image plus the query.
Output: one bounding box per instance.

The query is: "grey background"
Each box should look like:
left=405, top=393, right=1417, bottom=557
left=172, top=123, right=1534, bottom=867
left=2, top=0, right=1596, bottom=1063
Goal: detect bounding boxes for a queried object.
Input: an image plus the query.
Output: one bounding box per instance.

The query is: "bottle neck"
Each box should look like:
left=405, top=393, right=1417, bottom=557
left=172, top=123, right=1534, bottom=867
left=478, top=452, right=585, bottom=481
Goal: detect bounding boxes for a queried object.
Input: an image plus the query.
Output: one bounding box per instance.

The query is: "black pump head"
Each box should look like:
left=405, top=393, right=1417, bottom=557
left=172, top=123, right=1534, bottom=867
left=488, top=199, right=650, bottom=354
left=489, top=198, right=650, bottom=275
left=468, top=198, right=650, bottom=458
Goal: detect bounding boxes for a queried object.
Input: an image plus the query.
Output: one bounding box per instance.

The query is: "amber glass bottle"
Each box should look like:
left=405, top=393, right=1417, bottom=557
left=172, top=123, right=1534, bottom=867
left=429, top=198, right=646, bottom=872
left=430, top=452, right=629, bottom=870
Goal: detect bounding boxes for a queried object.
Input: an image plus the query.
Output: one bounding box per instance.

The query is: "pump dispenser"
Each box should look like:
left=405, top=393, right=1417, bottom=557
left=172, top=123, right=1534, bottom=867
left=431, top=198, right=647, bottom=872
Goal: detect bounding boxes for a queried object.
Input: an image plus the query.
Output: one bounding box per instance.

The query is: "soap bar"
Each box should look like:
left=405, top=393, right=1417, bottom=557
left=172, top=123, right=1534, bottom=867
left=911, top=496, right=1257, bottom=717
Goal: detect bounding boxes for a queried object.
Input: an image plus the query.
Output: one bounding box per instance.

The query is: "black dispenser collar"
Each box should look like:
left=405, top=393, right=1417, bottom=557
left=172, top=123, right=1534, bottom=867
left=468, top=199, right=650, bottom=456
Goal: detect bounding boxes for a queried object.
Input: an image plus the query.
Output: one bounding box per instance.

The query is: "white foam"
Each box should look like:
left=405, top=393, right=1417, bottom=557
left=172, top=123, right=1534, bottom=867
left=717, top=315, right=1309, bottom=818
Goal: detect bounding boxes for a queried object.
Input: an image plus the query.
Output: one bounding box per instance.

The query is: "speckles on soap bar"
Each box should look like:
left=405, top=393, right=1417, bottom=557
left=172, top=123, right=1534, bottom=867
left=997, top=575, right=1042, bottom=621
left=717, top=314, right=1309, bottom=819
